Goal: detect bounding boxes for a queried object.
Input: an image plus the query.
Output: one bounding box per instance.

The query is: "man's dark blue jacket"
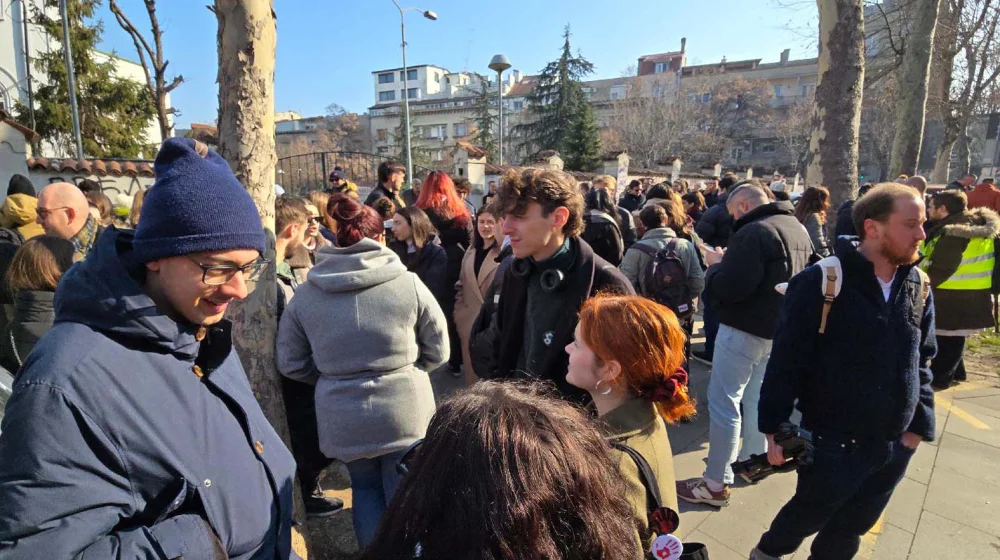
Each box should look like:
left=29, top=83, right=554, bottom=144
left=758, top=237, right=937, bottom=442
left=0, top=229, right=298, bottom=559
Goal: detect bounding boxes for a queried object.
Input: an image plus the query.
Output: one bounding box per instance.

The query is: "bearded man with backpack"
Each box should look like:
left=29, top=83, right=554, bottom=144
left=621, top=204, right=705, bottom=327
left=750, top=183, right=937, bottom=560
left=676, top=184, right=813, bottom=507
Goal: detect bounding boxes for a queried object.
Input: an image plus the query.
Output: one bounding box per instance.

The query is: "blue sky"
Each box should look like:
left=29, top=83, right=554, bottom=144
left=95, top=0, right=817, bottom=129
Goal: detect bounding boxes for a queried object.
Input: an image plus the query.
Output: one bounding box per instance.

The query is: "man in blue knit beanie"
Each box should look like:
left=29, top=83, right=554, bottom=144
left=0, top=137, right=300, bottom=559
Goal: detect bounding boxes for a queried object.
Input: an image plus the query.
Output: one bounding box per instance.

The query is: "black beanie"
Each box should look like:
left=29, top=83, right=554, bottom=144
left=7, top=174, right=35, bottom=197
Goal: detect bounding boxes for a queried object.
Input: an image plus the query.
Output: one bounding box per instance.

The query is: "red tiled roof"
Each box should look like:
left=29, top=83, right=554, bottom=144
left=506, top=76, right=538, bottom=97
left=0, top=109, right=40, bottom=143
left=27, top=157, right=155, bottom=177
left=638, top=51, right=684, bottom=63
left=455, top=141, right=487, bottom=159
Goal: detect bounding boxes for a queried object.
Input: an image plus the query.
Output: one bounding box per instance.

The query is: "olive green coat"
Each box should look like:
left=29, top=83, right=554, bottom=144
left=601, top=398, right=678, bottom=547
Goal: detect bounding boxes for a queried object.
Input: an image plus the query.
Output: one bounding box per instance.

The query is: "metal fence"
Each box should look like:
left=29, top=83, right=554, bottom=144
left=276, top=151, right=434, bottom=196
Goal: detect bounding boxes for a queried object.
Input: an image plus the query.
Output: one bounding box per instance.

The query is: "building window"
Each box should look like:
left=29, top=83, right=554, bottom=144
left=400, top=88, right=419, bottom=99
left=655, top=62, right=668, bottom=74
left=610, top=85, right=626, bottom=100
left=377, top=146, right=390, bottom=154
left=702, top=92, right=712, bottom=103
left=730, top=147, right=744, bottom=160
left=513, top=100, right=524, bottom=110
left=432, top=150, right=444, bottom=162
left=429, top=124, right=447, bottom=139
left=376, top=129, right=388, bottom=142
left=379, top=91, right=396, bottom=102
left=434, top=73, right=441, bottom=83
left=400, top=68, right=418, bottom=81
left=454, top=123, right=468, bottom=136
left=773, top=85, right=782, bottom=97
left=801, top=84, right=813, bottom=97
left=757, top=140, right=776, bottom=153
left=378, top=73, right=394, bottom=84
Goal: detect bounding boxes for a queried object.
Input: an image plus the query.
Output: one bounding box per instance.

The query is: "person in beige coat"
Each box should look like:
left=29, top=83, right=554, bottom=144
left=454, top=205, right=502, bottom=386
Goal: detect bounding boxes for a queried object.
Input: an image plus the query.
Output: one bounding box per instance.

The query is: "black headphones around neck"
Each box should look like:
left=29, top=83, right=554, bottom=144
left=511, top=249, right=576, bottom=293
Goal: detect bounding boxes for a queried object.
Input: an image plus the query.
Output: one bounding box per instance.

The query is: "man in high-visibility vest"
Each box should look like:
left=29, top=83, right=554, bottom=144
left=921, top=189, right=1000, bottom=389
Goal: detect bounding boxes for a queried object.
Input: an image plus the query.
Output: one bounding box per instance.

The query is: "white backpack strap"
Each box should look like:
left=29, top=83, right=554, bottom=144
left=815, top=256, right=842, bottom=334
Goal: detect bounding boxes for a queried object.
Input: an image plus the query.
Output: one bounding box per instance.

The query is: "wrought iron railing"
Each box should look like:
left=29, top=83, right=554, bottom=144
left=276, top=151, right=434, bottom=196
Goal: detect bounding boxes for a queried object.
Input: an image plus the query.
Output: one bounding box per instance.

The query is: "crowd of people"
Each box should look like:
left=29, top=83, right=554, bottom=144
left=0, top=134, right=997, bottom=560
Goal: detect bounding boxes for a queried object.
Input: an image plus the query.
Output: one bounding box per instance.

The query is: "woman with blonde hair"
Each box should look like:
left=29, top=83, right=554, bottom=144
left=566, top=294, right=694, bottom=552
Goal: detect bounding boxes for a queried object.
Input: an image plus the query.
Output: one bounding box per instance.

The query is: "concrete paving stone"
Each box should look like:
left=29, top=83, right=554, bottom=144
left=683, top=530, right=749, bottom=560
left=903, top=438, right=938, bottom=485
left=935, top=433, right=1000, bottom=486
left=946, top=385, right=1000, bottom=400
left=882, top=476, right=927, bottom=534
left=908, top=511, right=1000, bottom=560
left=957, top=395, right=1000, bottom=419
left=927, top=409, right=949, bottom=447
left=667, top=421, right=710, bottom=454
left=676, top=508, right=713, bottom=542
left=943, top=404, right=1000, bottom=449
left=866, top=522, right=915, bottom=560
left=924, top=468, right=1000, bottom=538
left=697, top=503, right=772, bottom=555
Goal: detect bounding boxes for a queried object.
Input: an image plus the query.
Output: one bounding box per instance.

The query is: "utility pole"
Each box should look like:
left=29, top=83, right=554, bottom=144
left=59, top=0, right=84, bottom=159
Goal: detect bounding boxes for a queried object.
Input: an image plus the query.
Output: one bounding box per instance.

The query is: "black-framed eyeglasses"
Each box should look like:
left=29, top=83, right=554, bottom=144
left=187, top=256, right=270, bottom=286
left=396, top=438, right=424, bottom=475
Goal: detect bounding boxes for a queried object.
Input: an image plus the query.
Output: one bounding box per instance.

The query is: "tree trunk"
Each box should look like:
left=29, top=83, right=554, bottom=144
left=806, top=0, right=865, bottom=228
left=157, top=87, right=171, bottom=141
left=214, top=1, right=310, bottom=556
left=931, top=127, right=959, bottom=182
left=955, top=126, right=971, bottom=176
left=889, top=0, right=941, bottom=177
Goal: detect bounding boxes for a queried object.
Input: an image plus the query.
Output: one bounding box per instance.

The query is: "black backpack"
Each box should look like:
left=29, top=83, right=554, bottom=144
left=633, top=239, right=694, bottom=321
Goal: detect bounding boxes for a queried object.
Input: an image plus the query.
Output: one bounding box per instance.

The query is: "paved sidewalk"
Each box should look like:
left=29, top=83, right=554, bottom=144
left=676, top=328, right=1000, bottom=559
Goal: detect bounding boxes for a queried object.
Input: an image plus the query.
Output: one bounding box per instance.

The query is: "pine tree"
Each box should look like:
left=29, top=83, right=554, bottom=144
left=515, top=25, right=598, bottom=167
left=565, top=97, right=601, bottom=171
left=467, top=75, right=498, bottom=163
left=14, top=0, right=156, bottom=158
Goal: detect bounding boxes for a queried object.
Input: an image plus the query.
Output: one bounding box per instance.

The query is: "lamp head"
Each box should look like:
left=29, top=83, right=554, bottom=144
left=423, top=10, right=438, bottom=20
left=489, top=54, right=512, bottom=73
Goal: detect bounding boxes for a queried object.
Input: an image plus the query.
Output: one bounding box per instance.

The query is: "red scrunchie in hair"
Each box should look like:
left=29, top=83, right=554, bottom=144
left=647, top=367, right=689, bottom=402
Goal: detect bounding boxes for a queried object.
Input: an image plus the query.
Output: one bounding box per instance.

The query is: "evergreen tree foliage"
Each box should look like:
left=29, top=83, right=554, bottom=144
left=515, top=25, right=601, bottom=170
left=14, top=0, right=156, bottom=158
left=467, top=75, right=498, bottom=163
left=565, top=97, right=601, bottom=171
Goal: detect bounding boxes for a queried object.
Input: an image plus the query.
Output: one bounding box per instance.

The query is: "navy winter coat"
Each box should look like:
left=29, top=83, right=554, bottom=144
left=0, top=229, right=298, bottom=559
left=758, top=237, right=937, bottom=442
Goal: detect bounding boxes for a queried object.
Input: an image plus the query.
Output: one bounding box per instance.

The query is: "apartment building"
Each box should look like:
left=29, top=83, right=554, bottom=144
left=367, top=64, right=523, bottom=164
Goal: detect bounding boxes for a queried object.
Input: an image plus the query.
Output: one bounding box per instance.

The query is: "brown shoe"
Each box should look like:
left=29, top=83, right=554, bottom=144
left=676, top=477, right=730, bottom=507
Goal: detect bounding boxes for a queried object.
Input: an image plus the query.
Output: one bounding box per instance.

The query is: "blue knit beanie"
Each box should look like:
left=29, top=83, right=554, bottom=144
left=132, top=137, right=266, bottom=263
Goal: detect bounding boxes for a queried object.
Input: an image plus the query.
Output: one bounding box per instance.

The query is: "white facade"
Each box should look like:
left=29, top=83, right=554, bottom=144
left=0, top=0, right=166, bottom=157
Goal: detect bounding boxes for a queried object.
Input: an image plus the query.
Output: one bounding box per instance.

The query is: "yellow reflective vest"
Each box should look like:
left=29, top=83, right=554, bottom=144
left=920, top=236, right=995, bottom=290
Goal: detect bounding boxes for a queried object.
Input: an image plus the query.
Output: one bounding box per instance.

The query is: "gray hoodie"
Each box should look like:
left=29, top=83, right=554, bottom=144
left=277, top=238, right=449, bottom=463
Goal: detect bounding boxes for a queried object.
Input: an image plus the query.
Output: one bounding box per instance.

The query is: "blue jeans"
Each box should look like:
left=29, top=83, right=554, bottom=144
left=757, top=435, right=915, bottom=559
left=702, top=294, right=720, bottom=359
left=704, top=324, right=772, bottom=485
left=346, top=449, right=406, bottom=549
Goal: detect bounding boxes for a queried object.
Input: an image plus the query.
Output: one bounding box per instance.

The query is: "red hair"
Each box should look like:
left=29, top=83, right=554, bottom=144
left=327, top=194, right=383, bottom=247
left=578, top=294, right=696, bottom=423
left=416, top=171, right=470, bottom=221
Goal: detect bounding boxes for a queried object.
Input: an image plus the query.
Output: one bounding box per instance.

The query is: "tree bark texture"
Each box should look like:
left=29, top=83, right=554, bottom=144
left=806, top=0, right=866, bottom=225
left=889, top=0, right=942, bottom=177
left=213, top=1, right=309, bottom=555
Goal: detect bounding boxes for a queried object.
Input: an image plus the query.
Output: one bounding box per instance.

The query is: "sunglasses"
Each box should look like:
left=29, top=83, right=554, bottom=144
left=308, top=216, right=322, bottom=224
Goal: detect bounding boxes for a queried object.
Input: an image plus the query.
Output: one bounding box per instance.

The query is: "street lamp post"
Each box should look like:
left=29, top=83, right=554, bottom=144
left=60, top=0, right=84, bottom=160
left=489, top=54, right=512, bottom=166
left=390, top=1, right=437, bottom=187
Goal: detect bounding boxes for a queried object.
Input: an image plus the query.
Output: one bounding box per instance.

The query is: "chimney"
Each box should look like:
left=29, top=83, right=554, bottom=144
left=780, top=48, right=790, bottom=65
left=681, top=37, right=687, bottom=54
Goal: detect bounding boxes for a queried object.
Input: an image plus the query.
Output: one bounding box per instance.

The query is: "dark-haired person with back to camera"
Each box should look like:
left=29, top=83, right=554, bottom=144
left=277, top=194, right=448, bottom=549
left=477, top=169, right=633, bottom=401
left=361, top=382, right=643, bottom=560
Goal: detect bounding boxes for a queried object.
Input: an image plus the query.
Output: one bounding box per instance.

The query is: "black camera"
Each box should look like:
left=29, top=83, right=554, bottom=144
left=731, top=422, right=813, bottom=484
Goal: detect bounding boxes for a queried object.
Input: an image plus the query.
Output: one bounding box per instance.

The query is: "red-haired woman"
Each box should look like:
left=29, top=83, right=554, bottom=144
left=566, top=294, right=694, bottom=551
left=416, top=171, right=473, bottom=375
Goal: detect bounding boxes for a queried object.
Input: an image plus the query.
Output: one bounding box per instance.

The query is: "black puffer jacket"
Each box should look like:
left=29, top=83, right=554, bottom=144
left=695, top=195, right=734, bottom=248
left=423, top=208, right=473, bottom=312
left=3, top=290, right=55, bottom=369
left=391, top=241, right=450, bottom=308
left=705, top=200, right=813, bottom=339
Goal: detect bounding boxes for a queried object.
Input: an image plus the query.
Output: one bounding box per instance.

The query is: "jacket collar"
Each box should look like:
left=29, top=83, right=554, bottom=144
left=600, top=397, right=659, bottom=440
left=641, top=227, right=676, bottom=241
left=932, top=208, right=1000, bottom=240
left=732, top=200, right=795, bottom=233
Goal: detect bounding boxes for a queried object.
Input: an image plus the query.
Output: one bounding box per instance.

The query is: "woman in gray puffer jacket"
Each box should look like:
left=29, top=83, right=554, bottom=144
left=277, top=195, right=448, bottom=549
